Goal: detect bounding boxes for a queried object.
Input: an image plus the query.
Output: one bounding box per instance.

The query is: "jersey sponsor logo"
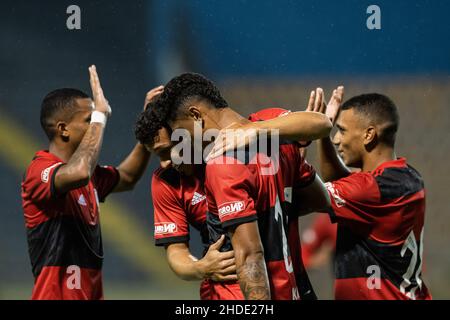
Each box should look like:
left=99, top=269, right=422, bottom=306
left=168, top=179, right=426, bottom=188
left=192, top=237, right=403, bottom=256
left=218, top=201, right=245, bottom=218
left=78, top=194, right=87, bottom=206
left=40, top=162, right=62, bottom=183
left=155, top=222, right=178, bottom=235
left=325, top=182, right=346, bottom=207
left=191, top=192, right=206, bottom=205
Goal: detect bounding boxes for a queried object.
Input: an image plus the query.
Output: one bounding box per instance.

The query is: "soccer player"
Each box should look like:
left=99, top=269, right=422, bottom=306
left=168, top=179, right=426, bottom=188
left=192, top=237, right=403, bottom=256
left=314, top=88, right=432, bottom=299
left=135, top=73, right=333, bottom=300
left=21, top=66, right=152, bottom=300
left=137, top=101, right=329, bottom=299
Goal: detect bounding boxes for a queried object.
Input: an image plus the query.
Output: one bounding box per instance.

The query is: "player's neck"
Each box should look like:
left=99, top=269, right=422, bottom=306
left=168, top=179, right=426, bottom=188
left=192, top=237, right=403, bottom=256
left=362, top=147, right=396, bottom=172
left=213, top=107, right=250, bottom=130
left=49, top=141, right=75, bottom=163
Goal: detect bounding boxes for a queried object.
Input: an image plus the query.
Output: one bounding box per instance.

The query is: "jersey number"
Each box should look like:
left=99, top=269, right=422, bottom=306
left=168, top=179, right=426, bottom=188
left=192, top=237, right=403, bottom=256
left=400, top=227, right=424, bottom=300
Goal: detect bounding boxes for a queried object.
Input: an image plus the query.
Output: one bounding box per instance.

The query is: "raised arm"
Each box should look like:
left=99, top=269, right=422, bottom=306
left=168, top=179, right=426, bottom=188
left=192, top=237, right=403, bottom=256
left=293, top=175, right=331, bottom=216
left=251, top=110, right=332, bottom=141
left=112, top=86, right=164, bottom=192
left=165, top=235, right=237, bottom=282
left=206, top=91, right=332, bottom=161
left=54, top=65, right=111, bottom=194
left=229, top=221, right=270, bottom=300
left=314, top=86, right=352, bottom=182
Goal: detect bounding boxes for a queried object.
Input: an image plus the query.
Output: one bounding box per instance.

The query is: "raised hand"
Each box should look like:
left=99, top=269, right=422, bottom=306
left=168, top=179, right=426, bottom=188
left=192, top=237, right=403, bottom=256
left=205, top=126, right=258, bottom=162
left=325, top=86, right=344, bottom=125
left=306, top=87, right=325, bottom=113
left=89, top=65, right=111, bottom=117
left=143, top=85, right=164, bottom=111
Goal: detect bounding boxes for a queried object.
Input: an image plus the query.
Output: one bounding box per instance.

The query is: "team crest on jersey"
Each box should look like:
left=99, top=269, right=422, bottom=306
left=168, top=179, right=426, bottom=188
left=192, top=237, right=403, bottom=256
left=325, top=182, right=346, bottom=207
left=218, top=201, right=245, bottom=218
left=191, top=192, right=206, bottom=205
left=40, top=162, right=62, bottom=183
left=155, top=222, right=178, bottom=235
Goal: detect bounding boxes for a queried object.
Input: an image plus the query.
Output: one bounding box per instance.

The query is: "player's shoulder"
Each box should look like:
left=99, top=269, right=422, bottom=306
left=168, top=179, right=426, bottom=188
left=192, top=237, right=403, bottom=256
left=248, top=107, right=291, bottom=122
left=372, top=158, right=424, bottom=200
left=328, top=171, right=379, bottom=201
left=205, top=154, right=259, bottom=184
left=152, top=167, right=181, bottom=189
left=24, top=151, right=63, bottom=182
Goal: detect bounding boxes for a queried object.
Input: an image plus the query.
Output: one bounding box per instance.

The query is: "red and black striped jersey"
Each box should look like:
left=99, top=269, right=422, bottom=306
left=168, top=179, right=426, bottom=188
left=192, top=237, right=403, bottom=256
left=249, top=107, right=317, bottom=300
left=152, top=166, right=209, bottom=247
left=205, top=138, right=311, bottom=300
left=21, top=150, right=119, bottom=300
left=151, top=108, right=317, bottom=300
left=325, top=158, right=431, bottom=300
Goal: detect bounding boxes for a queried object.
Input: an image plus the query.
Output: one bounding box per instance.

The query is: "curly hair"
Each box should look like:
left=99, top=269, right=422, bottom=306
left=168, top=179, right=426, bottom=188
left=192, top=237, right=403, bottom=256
left=134, top=104, right=163, bottom=146
left=134, top=72, right=228, bottom=146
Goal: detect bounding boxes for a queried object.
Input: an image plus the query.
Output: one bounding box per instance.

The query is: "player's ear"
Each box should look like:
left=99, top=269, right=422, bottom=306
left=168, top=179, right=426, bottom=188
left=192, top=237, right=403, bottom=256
left=188, top=105, right=202, bottom=121
left=364, top=126, right=377, bottom=149
left=56, top=121, right=70, bottom=142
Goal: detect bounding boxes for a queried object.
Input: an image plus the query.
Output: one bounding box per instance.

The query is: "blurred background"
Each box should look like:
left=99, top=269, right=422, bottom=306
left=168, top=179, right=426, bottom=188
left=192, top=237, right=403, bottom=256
left=0, top=0, right=449, bottom=299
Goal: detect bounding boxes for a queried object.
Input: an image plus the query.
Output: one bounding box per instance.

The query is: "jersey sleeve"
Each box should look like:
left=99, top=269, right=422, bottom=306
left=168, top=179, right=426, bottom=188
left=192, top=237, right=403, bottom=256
left=205, top=157, right=258, bottom=229
left=23, top=158, right=65, bottom=203
left=92, top=165, right=120, bottom=203
left=152, top=174, right=190, bottom=246
left=324, top=172, right=380, bottom=225
left=295, top=157, right=317, bottom=188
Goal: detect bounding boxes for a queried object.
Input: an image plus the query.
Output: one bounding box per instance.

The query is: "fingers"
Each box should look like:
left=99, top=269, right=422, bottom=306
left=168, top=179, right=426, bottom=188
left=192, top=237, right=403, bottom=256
left=146, top=85, right=164, bottom=101
left=205, top=131, right=227, bottom=161
left=214, top=274, right=238, bottom=282
left=306, top=90, right=315, bottom=111
left=325, top=85, right=344, bottom=124
left=320, top=90, right=327, bottom=113
left=336, top=85, right=344, bottom=103
left=89, top=65, right=104, bottom=99
left=218, top=250, right=235, bottom=260
left=220, top=257, right=236, bottom=269
left=313, top=88, right=324, bottom=113
left=209, top=234, right=225, bottom=251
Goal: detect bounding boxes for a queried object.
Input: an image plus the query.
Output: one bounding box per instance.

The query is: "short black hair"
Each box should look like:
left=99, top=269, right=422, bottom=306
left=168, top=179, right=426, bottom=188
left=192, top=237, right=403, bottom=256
left=134, top=72, right=228, bottom=145
left=341, top=93, right=399, bottom=147
left=40, top=88, right=89, bottom=140
left=134, top=104, right=171, bottom=146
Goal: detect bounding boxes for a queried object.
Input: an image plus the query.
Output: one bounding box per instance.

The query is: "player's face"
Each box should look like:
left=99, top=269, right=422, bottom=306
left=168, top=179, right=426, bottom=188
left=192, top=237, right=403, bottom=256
left=65, top=98, right=94, bottom=146
left=332, top=109, right=366, bottom=168
left=148, top=127, right=194, bottom=176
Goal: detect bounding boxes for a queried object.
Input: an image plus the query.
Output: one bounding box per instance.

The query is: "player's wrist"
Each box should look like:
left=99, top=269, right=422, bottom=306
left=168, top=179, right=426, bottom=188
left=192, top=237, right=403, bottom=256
left=90, top=110, right=108, bottom=126
left=194, top=259, right=208, bottom=279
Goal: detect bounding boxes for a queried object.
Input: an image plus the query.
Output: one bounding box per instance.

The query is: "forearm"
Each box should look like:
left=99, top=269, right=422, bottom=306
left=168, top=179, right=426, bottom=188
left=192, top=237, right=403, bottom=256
left=254, top=111, right=332, bottom=141
left=293, top=176, right=332, bottom=216
left=318, top=136, right=351, bottom=182
left=235, top=251, right=271, bottom=300
left=114, top=143, right=151, bottom=192
left=68, top=123, right=105, bottom=179
left=166, top=245, right=205, bottom=281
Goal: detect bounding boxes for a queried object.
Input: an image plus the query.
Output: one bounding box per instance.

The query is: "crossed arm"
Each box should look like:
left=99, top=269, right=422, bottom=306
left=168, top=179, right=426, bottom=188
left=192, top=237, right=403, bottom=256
left=165, top=235, right=237, bottom=282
